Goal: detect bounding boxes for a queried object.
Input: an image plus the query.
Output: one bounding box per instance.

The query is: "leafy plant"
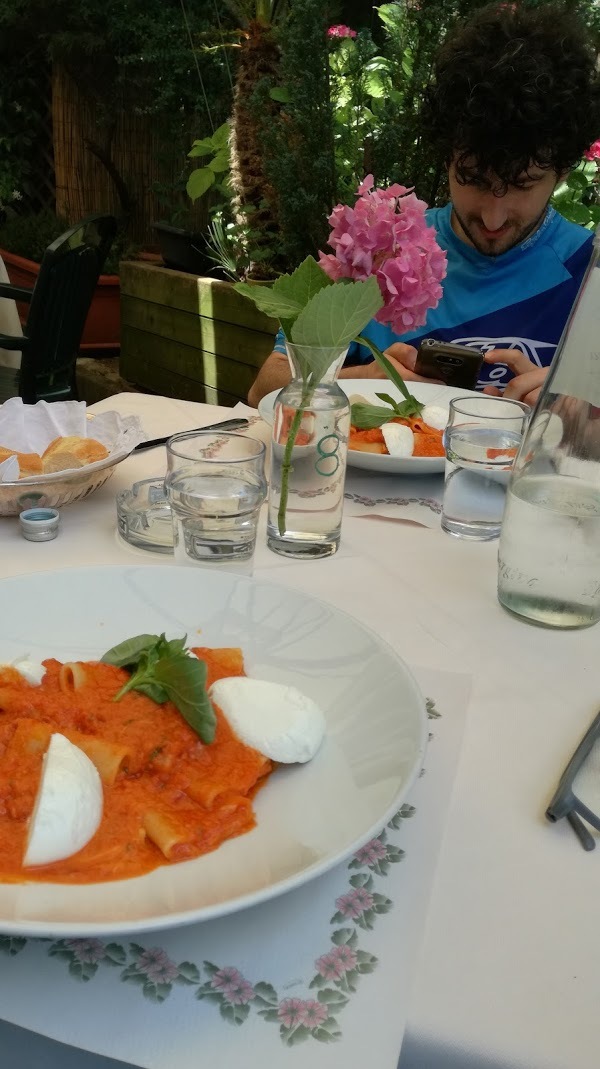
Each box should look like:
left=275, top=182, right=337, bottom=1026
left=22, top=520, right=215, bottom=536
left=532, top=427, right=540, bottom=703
left=552, top=159, right=600, bottom=230
left=187, top=122, right=231, bottom=203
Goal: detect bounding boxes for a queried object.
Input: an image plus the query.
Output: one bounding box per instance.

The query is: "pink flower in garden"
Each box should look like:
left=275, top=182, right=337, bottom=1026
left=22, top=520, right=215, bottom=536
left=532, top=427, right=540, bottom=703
left=584, top=140, right=600, bottom=162
left=64, top=938, right=106, bottom=965
left=315, top=944, right=358, bottom=979
left=137, top=948, right=179, bottom=983
left=318, top=174, right=447, bottom=334
left=327, top=24, right=357, bottom=38
left=354, top=837, right=387, bottom=866
left=211, top=966, right=255, bottom=1004
left=278, top=997, right=306, bottom=1028
left=299, top=1000, right=329, bottom=1028
left=335, top=886, right=375, bottom=918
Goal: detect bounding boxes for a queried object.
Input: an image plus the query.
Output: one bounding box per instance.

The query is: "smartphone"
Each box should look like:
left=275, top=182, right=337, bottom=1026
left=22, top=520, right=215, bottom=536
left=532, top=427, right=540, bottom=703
left=414, top=338, right=484, bottom=390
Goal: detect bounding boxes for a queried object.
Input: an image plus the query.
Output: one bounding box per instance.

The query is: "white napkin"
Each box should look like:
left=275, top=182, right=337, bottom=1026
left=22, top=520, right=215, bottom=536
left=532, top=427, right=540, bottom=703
left=0, top=398, right=146, bottom=482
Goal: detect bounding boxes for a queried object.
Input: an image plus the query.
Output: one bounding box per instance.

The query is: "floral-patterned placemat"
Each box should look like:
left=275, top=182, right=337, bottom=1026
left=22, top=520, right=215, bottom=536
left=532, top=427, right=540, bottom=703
left=0, top=666, right=469, bottom=1069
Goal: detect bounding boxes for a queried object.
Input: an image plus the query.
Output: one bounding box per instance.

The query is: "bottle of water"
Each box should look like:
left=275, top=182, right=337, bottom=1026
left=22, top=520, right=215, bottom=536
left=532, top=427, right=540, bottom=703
left=267, top=343, right=350, bottom=559
left=498, top=229, right=600, bottom=628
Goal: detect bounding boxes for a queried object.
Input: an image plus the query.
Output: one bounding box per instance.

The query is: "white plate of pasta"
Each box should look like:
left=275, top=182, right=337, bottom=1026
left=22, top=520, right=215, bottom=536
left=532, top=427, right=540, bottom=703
left=0, top=565, right=427, bottom=936
left=259, top=380, right=481, bottom=474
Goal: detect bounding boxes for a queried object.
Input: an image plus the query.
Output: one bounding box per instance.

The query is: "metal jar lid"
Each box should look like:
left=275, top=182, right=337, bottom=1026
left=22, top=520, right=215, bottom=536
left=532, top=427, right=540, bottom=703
left=19, top=507, right=60, bottom=542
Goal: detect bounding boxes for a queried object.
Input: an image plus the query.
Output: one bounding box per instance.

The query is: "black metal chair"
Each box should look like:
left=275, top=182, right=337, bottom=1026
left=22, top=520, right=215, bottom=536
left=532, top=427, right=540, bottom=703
left=0, top=214, right=117, bottom=404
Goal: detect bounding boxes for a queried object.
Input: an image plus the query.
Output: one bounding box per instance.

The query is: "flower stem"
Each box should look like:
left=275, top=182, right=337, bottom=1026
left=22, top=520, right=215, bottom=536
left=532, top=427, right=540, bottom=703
left=354, top=334, right=421, bottom=408
left=277, top=383, right=313, bottom=537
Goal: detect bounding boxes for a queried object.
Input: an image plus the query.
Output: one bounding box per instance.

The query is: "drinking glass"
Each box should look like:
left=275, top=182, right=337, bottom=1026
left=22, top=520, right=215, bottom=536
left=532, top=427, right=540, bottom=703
left=441, top=395, right=530, bottom=540
left=165, top=431, right=267, bottom=571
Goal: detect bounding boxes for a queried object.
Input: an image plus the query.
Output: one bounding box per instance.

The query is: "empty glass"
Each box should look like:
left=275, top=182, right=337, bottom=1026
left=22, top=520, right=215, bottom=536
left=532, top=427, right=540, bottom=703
left=441, top=395, right=529, bottom=540
left=165, top=431, right=267, bottom=572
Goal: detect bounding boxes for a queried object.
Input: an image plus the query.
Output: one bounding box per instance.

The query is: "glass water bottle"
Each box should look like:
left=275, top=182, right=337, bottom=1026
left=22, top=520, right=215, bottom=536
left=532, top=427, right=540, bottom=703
left=498, top=229, right=600, bottom=628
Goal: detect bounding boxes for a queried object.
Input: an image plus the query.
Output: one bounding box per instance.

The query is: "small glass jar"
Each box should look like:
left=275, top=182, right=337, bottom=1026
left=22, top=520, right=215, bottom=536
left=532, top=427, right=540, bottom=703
left=267, top=342, right=350, bottom=559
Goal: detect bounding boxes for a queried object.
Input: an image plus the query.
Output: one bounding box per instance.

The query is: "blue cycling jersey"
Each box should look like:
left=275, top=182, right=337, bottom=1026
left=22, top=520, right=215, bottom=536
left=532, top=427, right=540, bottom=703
left=273, top=202, right=593, bottom=391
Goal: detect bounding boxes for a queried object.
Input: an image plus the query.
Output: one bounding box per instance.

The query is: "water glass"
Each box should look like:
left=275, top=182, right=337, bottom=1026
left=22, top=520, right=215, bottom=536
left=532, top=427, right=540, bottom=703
left=441, top=395, right=529, bottom=540
left=165, top=431, right=267, bottom=571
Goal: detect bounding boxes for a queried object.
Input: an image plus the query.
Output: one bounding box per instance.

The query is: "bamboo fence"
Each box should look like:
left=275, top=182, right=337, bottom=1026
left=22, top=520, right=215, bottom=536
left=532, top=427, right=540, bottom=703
left=52, top=65, right=208, bottom=246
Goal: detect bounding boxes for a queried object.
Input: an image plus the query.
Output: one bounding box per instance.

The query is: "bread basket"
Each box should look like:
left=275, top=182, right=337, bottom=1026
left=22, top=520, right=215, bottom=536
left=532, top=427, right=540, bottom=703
left=0, top=452, right=130, bottom=516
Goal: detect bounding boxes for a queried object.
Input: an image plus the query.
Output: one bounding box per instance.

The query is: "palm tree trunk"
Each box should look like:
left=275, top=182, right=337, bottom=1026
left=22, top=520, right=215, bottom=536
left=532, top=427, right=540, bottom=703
left=229, top=19, right=282, bottom=279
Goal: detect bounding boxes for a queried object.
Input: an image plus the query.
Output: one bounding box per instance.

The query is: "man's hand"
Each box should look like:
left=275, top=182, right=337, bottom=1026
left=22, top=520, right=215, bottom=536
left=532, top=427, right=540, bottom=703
left=341, top=342, right=443, bottom=384
left=482, top=349, right=547, bottom=406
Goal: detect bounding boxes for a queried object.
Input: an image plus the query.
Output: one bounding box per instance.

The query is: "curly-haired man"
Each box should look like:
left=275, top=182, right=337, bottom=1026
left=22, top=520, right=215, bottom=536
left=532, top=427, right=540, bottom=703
left=248, top=3, right=600, bottom=408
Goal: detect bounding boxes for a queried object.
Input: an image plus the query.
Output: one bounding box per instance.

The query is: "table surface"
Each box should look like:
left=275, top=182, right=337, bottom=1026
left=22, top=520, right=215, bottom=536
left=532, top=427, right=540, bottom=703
left=1, top=392, right=599, bottom=1069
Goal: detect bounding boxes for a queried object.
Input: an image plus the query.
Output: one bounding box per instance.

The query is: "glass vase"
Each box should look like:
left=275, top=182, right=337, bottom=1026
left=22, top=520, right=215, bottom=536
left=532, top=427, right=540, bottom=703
left=498, top=228, right=600, bottom=628
left=266, top=342, right=350, bottom=559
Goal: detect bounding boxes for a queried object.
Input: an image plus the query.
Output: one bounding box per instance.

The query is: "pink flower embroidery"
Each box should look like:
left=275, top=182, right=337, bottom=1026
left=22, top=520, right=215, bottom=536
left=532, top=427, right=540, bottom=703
left=315, top=944, right=358, bottom=979
left=64, top=938, right=106, bottom=965
left=137, top=948, right=179, bottom=983
left=327, top=24, right=357, bottom=38
left=278, top=997, right=306, bottom=1028
left=211, top=966, right=255, bottom=1005
left=318, top=175, right=447, bottom=334
left=299, top=1000, right=329, bottom=1028
left=584, top=140, right=600, bottom=162
left=354, top=837, right=387, bottom=865
left=335, top=887, right=375, bottom=918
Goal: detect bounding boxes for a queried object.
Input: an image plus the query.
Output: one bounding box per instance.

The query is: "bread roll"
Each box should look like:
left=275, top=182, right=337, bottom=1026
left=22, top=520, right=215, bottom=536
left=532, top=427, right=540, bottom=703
left=0, top=447, right=43, bottom=478
left=42, top=436, right=109, bottom=474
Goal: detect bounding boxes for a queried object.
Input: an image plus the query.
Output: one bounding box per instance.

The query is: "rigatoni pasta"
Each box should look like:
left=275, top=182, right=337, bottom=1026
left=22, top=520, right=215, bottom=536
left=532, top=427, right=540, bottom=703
left=0, top=647, right=272, bottom=884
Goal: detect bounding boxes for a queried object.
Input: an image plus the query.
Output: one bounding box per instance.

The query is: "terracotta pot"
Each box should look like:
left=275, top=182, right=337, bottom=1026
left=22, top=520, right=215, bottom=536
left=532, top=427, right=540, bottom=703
left=0, top=248, right=120, bottom=353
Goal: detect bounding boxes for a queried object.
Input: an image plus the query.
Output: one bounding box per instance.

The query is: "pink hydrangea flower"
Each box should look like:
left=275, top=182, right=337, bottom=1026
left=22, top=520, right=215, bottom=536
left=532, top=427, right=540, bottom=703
left=318, top=174, right=447, bottom=334
left=137, top=948, right=179, bottom=983
left=327, top=24, right=357, bottom=38
left=334, top=886, right=375, bottom=918
left=584, top=140, right=600, bottom=162
left=315, top=944, right=358, bottom=979
left=354, top=837, right=388, bottom=866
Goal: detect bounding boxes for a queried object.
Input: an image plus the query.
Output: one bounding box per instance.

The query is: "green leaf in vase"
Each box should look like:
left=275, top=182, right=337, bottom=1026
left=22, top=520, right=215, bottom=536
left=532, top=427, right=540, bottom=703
left=233, top=282, right=302, bottom=323
left=291, top=277, right=383, bottom=349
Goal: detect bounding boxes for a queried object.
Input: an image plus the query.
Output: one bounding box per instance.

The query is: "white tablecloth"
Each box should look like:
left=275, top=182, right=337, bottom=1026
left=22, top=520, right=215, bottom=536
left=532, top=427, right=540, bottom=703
left=0, top=393, right=599, bottom=1069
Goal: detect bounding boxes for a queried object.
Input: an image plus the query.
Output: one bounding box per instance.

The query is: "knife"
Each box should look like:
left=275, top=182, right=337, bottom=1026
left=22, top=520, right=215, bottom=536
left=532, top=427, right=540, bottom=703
left=133, top=417, right=250, bottom=452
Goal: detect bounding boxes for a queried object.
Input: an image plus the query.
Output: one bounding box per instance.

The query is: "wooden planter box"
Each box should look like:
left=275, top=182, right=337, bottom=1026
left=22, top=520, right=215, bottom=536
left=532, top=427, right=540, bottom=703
left=119, top=261, right=277, bottom=406
left=1, top=249, right=120, bottom=352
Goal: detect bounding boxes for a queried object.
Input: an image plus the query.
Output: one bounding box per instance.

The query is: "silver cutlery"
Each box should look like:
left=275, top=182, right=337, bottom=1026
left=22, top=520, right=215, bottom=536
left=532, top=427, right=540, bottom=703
left=133, top=417, right=249, bottom=452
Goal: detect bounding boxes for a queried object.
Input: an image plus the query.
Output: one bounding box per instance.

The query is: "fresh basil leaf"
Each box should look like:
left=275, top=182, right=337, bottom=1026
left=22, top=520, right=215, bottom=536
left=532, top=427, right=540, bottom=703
left=152, top=654, right=216, bottom=744
left=108, top=633, right=216, bottom=744
left=375, top=392, right=400, bottom=411
left=394, top=397, right=424, bottom=418
left=101, top=634, right=160, bottom=668
left=351, top=403, right=399, bottom=429
left=134, top=682, right=170, bottom=704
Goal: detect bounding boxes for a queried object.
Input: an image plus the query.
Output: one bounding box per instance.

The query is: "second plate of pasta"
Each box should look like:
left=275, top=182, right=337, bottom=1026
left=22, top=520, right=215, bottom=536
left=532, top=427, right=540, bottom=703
left=258, top=380, right=481, bottom=474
